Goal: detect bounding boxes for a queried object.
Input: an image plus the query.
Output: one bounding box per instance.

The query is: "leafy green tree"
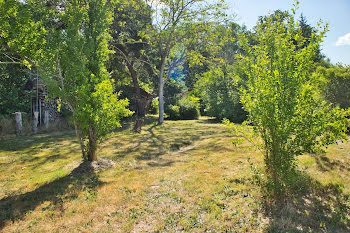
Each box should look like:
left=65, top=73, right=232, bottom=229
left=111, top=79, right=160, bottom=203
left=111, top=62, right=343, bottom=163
left=229, top=5, right=349, bottom=199
left=0, top=0, right=46, bottom=67
left=0, top=0, right=47, bottom=116
left=193, top=22, right=253, bottom=122
left=40, top=0, right=132, bottom=161
left=0, top=62, right=31, bottom=115
left=109, top=0, right=154, bottom=132
left=314, top=64, right=350, bottom=109
left=257, top=10, right=325, bottom=63
left=147, top=0, right=226, bottom=125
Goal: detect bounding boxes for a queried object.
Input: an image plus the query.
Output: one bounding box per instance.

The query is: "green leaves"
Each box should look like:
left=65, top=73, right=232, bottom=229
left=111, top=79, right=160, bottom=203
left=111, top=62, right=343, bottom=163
left=29, top=0, right=134, bottom=158
left=0, top=0, right=46, bottom=66
left=80, top=79, right=133, bottom=141
left=234, top=6, right=349, bottom=197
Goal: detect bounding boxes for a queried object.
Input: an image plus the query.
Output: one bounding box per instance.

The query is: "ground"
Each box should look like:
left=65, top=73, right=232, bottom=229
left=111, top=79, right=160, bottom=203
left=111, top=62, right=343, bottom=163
left=0, top=116, right=349, bottom=232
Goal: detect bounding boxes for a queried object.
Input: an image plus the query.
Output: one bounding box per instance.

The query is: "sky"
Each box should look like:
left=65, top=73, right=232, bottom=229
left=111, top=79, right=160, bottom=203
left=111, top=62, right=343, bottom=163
left=226, top=0, right=350, bottom=65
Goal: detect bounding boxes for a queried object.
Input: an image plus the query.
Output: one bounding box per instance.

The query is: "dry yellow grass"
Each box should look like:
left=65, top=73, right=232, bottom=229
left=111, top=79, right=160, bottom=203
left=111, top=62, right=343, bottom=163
left=0, top=116, right=349, bottom=232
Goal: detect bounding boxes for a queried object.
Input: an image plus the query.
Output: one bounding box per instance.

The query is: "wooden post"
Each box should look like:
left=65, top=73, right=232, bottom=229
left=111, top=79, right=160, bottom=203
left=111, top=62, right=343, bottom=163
left=33, top=111, right=39, bottom=134
left=44, top=110, right=49, bottom=129
left=14, top=112, right=22, bottom=136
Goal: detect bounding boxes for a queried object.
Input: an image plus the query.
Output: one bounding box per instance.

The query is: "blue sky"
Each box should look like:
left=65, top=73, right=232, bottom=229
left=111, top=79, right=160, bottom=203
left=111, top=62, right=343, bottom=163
left=226, top=0, right=350, bottom=65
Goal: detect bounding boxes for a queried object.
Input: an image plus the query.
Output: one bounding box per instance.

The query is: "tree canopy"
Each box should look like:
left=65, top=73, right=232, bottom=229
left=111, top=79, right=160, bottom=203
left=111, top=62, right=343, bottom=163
left=226, top=4, right=349, bottom=199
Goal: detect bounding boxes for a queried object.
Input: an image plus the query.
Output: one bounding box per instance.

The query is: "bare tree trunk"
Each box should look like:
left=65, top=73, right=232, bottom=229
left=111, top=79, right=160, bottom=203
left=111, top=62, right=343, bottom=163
left=158, top=81, right=165, bottom=125
left=126, top=62, right=145, bottom=133
left=87, top=127, right=98, bottom=161
left=134, top=99, right=146, bottom=133
left=157, top=51, right=184, bottom=125
left=73, top=119, right=86, bottom=160
left=158, top=60, right=166, bottom=125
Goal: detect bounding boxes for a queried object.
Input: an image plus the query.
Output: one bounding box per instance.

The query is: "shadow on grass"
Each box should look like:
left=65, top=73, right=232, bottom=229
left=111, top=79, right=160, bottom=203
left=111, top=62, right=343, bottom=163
left=0, top=162, right=105, bottom=230
left=0, top=130, right=76, bottom=152
left=112, top=121, right=194, bottom=161
left=264, top=172, right=350, bottom=233
left=314, top=155, right=350, bottom=172
left=111, top=116, right=229, bottom=167
left=196, top=117, right=221, bottom=124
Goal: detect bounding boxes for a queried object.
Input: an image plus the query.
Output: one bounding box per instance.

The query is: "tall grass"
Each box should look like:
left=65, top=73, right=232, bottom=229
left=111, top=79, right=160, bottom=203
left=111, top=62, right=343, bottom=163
left=0, top=114, right=73, bottom=137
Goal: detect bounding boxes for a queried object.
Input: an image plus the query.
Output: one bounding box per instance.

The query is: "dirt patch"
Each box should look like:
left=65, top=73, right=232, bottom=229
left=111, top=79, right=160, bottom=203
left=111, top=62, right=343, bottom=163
left=70, top=158, right=116, bottom=174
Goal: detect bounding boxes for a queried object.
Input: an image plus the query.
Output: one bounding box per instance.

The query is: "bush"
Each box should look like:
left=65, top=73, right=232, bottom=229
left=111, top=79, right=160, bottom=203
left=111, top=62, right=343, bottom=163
left=148, top=98, right=159, bottom=115
left=164, top=79, right=188, bottom=107
left=195, top=64, right=247, bottom=123
left=167, top=105, right=181, bottom=120
left=178, top=96, right=200, bottom=120
left=166, top=96, right=200, bottom=120
left=231, top=8, right=350, bottom=199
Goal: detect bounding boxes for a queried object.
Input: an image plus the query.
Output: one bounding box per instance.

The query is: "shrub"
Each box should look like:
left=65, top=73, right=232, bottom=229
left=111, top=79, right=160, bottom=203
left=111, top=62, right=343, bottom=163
left=226, top=7, right=350, bottom=200
left=195, top=64, right=247, bottom=123
left=149, top=98, right=159, bottom=115
left=167, top=105, right=181, bottom=120
left=178, top=96, right=200, bottom=120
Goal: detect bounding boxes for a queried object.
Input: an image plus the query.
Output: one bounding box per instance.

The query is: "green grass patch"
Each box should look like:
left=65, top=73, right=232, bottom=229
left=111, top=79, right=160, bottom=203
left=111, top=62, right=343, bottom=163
left=0, top=116, right=349, bottom=232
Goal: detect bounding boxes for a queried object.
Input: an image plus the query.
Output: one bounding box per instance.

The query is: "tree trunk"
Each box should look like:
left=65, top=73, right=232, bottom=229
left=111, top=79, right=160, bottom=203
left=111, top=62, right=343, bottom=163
left=73, top=119, right=86, bottom=160
left=158, top=82, right=165, bottom=125
left=158, top=59, right=166, bottom=125
left=126, top=62, right=145, bottom=133
left=87, top=127, right=98, bottom=161
left=134, top=99, right=146, bottom=133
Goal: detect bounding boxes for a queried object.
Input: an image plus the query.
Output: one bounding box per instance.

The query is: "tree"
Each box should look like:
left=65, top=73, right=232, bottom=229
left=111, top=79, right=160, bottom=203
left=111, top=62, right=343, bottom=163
left=0, top=62, right=31, bottom=115
left=228, top=4, right=349, bottom=199
left=257, top=10, right=325, bottom=63
left=40, top=0, right=132, bottom=161
left=0, top=0, right=46, bottom=67
left=147, top=0, right=226, bottom=125
left=109, top=0, right=154, bottom=132
left=314, top=64, right=350, bottom=109
left=194, top=22, right=253, bottom=122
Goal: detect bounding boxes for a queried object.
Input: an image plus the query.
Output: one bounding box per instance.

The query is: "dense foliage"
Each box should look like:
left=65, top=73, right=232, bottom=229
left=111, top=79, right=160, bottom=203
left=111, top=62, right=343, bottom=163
left=0, top=63, right=31, bottom=115
left=228, top=5, right=350, bottom=198
left=109, top=0, right=154, bottom=132
left=192, top=22, right=254, bottom=122
left=196, top=64, right=247, bottom=123
left=314, top=64, right=350, bottom=109
left=39, top=0, right=133, bottom=161
left=167, top=95, right=200, bottom=120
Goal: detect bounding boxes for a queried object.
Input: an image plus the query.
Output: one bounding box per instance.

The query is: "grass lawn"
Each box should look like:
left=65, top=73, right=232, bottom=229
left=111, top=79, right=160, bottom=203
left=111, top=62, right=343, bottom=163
left=0, top=116, right=349, bottom=232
